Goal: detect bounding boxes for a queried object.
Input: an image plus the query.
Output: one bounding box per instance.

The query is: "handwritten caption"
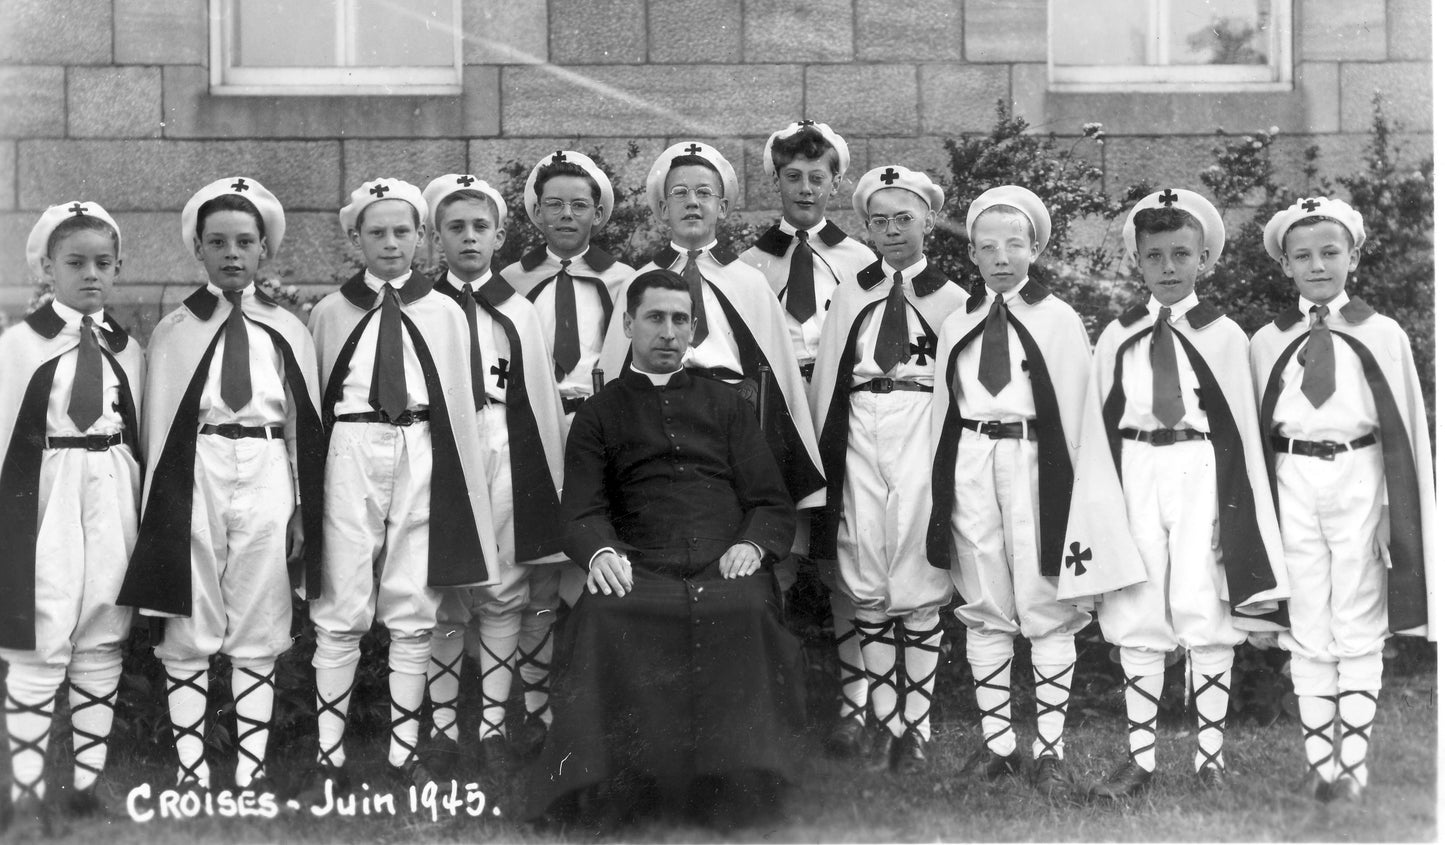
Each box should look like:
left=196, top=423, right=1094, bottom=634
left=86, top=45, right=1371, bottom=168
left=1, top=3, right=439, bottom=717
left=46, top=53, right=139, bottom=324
left=126, top=778, right=501, bottom=822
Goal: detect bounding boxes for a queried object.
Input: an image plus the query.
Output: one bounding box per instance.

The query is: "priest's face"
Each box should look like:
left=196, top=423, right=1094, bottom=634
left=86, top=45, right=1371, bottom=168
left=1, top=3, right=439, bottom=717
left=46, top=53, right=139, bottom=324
left=1279, top=220, right=1359, bottom=306
left=1136, top=226, right=1207, bottom=306
left=624, top=286, right=694, bottom=373
left=661, top=165, right=728, bottom=250
left=194, top=209, right=268, bottom=292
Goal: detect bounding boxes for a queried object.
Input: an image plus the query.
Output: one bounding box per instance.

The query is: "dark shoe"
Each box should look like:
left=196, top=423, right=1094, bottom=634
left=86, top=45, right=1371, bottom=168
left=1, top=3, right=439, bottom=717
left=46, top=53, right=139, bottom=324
left=477, top=734, right=513, bottom=777
left=420, top=734, right=463, bottom=780
left=1195, top=763, right=1227, bottom=789
left=865, top=725, right=895, bottom=771
left=385, top=757, right=440, bottom=792
left=824, top=716, right=866, bottom=758
left=1299, top=770, right=1332, bottom=803
left=175, top=776, right=209, bottom=799
left=1033, top=755, right=1070, bottom=797
left=241, top=773, right=279, bottom=797
left=1089, top=759, right=1153, bottom=800
left=515, top=714, right=549, bottom=760
left=291, top=762, right=351, bottom=809
left=1329, top=776, right=1365, bottom=803
left=889, top=729, right=928, bottom=774
left=959, top=746, right=1022, bottom=781
left=60, top=771, right=126, bottom=818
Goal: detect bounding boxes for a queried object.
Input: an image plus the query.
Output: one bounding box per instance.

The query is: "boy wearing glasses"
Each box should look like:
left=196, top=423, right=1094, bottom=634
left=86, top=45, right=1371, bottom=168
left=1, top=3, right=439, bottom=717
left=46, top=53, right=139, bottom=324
left=499, top=150, right=631, bottom=757
left=809, top=164, right=966, bottom=773
left=598, top=141, right=826, bottom=514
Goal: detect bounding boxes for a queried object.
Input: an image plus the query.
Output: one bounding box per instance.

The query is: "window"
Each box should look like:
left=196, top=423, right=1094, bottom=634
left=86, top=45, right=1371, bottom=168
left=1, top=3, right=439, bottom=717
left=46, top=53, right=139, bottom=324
left=1049, top=0, right=1292, bottom=91
left=209, top=0, right=463, bottom=96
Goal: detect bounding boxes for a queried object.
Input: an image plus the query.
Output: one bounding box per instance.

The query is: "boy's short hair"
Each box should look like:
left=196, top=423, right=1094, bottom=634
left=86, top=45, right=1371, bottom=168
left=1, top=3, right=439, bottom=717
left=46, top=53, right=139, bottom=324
left=356, top=199, right=421, bottom=231
left=48, top=214, right=120, bottom=257
left=972, top=203, right=1036, bottom=243
left=195, top=193, right=266, bottom=241
left=435, top=188, right=501, bottom=227
left=533, top=161, right=602, bottom=204
left=667, top=155, right=723, bottom=193
left=1283, top=215, right=1356, bottom=250
left=1132, top=207, right=1204, bottom=245
left=769, top=126, right=840, bottom=175
left=626, top=268, right=694, bottom=316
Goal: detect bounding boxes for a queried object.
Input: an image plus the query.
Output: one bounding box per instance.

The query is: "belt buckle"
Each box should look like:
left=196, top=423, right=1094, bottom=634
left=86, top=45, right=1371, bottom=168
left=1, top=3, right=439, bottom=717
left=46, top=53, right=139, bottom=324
left=1149, top=429, right=1177, bottom=446
left=393, top=410, right=415, bottom=427
left=980, top=420, right=1003, bottom=439
left=1318, top=440, right=1338, bottom=461
left=86, top=436, right=110, bottom=452
left=874, top=378, right=894, bottom=394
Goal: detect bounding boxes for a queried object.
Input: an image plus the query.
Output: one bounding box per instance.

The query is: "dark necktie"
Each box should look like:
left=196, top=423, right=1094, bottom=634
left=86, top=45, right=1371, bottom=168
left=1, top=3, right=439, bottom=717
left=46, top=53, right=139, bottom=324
left=552, top=259, right=581, bottom=381
left=461, top=282, right=488, bottom=411
left=1299, top=304, right=1336, bottom=408
left=1150, top=306, right=1185, bottom=428
left=786, top=230, right=817, bottom=323
left=873, top=271, right=908, bottom=373
left=978, top=293, right=1011, bottom=395
left=682, top=249, right=709, bottom=345
left=68, top=315, right=103, bottom=432
left=220, top=290, right=252, bottom=411
left=373, top=285, right=408, bottom=420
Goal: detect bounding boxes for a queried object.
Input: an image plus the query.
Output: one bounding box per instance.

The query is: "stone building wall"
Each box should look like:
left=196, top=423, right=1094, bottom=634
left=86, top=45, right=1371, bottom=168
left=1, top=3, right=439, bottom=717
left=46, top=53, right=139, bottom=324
left=0, top=0, right=1432, bottom=325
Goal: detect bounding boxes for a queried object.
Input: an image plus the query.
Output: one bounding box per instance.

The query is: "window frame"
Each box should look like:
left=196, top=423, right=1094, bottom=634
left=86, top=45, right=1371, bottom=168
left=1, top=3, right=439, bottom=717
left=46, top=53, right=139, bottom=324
left=1047, top=0, right=1294, bottom=93
left=208, top=0, right=465, bottom=97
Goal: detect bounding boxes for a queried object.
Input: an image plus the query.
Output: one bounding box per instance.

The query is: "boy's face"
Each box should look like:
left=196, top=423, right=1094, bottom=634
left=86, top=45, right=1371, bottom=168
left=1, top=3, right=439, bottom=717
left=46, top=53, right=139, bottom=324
left=661, top=165, right=727, bottom=250
left=537, top=175, right=600, bottom=258
left=1279, top=220, right=1359, bottom=306
left=433, top=197, right=504, bottom=283
left=867, top=188, right=934, bottom=271
left=1136, top=226, right=1208, bottom=306
left=623, top=286, right=694, bottom=374
left=968, top=210, right=1039, bottom=293
left=351, top=199, right=422, bottom=281
left=774, top=155, right=839, bottom=231
left=194, top=210, right=267, bottom=292
left=42, top=228, right=120, bottom=316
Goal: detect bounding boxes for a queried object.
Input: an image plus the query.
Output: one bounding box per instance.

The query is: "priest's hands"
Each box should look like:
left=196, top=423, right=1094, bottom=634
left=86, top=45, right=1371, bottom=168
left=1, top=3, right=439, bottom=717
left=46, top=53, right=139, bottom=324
left=720, top=542, right=761, bottom=579
left=587, top=550, right=634, bottom=597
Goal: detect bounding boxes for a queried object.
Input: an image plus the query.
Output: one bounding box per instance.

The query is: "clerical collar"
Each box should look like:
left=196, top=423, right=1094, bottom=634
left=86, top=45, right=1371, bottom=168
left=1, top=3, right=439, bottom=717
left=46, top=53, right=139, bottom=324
left=670, top=239, right=718, bottom=256
left=50, top=299, right=105, bottom=328
left=883, top=255, right=928, bottom=284
left=1147, top=291, right=1199, bottom=322
left=364, top=270, right=410, bottom=292
left=1298, top=290, right=1349, bottom=319
left=630, top=363, right=682, bottom=386
left=448, top=269, right=492, bottom=290
left=206, top=282, right=255, bottom=299
left=779, top=218, right=828, bottom=238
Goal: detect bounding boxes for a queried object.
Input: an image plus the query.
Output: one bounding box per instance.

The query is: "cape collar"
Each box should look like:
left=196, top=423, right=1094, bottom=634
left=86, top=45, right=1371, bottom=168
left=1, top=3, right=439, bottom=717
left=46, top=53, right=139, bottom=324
left=651, top=243, right=738, bottom=269
left=622, top=365, right=691, bottom=390
left=435, top=272, right=515, bottom=309
left=1119, top=299, right=1224, bottom=330
left=339, top=269, right=432, bottom=310
left=518, top=242, right=619, bottom=274
left=752, top=219, right=848, bottom=256
left=856, top=258, right=948, bottom=297
left=965, top=277, right=1049, bottom=313
left=24, top=301, right=130, bottom=350
left=182, top=284, right=279, bottom=322
left=1272, top=296, right=1376, bottom=329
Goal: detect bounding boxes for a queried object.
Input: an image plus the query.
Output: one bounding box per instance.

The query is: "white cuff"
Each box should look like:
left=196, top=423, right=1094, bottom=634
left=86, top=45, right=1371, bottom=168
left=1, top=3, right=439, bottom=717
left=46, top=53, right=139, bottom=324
left=588, top=547, right=618, bottom=571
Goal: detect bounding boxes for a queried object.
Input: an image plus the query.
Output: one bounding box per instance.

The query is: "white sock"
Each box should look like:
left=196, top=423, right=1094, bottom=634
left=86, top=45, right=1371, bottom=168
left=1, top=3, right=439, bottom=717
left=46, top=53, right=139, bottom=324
left=1191, top=663, right=1231, bottom=772
left=67, top=653, right=122, bottom=790
left=232, top=662, right=276, bottom=788
left=475, top=619, right=520, bottom=739
left=5, top=663, right=63, bottom=802
left=164, top=662, right=211, bottom=787
left=387, top=670, right=427, bottom=768
left=899, top=621, right=943, bottom=741
left=428, top=625, right=465, bottom=742
left=1337, top=689, right=1378, bottom=786
left=831, top=590, right=867, bottom=722
left=970, top=658, right=1015, bottom=756
left=1297, top=694, right=1339, bottom=782
left=516, top=609, right=555, bottom=725
left=1033, top=660, right=1075, bottom=760
left=314, top=659, right=358, bottom=767
left=1124, top=671, right=1164, bottom=772
left=854, top=617, right=900, bottom=737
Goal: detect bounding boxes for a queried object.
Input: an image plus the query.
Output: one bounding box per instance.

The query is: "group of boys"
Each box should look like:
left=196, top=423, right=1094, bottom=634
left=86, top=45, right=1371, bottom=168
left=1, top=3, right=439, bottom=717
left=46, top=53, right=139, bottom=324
left=0, top=116, right=1433, bottom=835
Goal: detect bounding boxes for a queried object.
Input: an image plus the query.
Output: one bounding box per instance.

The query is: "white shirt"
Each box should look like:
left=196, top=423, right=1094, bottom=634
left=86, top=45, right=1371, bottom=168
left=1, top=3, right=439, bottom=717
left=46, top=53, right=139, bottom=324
left=776, top=219, right=842, bottom=365
left=334, top=271, right=431, bottom=415
left=452, top=271, right=510, bottom=405
left=46, top=300, right=125, bottom=438
left=529, top=248, right=611, bottom=398
left=663, top=241, right=746, bottom=378
left=953, top=278, right=1037, bottom=420
left=1118, top=293, right=1210, bottom=432
left=852, top=257, right=935, bottom=387
left=1274, top=291, right=1377, bottom=441
left=197, top=283, right=288, bottom=427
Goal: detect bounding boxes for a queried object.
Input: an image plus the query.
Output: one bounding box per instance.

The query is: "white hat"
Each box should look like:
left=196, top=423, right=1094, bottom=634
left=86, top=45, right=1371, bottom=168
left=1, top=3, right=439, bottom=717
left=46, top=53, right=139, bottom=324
left=1262, top=196, right=1366, bottom=261
left=645, top=141, right=738, bottom=213
left=26, top=201, right=123, bottom=279
left=340, top=178, right=428, bottom=234
left=422, top=173, right=508, bottom=232
left=966, top=185, right=1053, bottom=253
left=181, top=176, right=286, bottom=255
left=851, top=165, right=945, bottom=220
left=523, top=150, right=615, bottom=229
left=1121, top=187, right=1227, bottom=274
left=762, top=120, right=851, bottom=178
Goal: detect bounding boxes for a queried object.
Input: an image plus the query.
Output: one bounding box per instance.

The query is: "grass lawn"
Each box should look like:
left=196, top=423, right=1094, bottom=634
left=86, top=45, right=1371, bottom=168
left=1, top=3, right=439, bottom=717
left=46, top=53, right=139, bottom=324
left=22, top=661, right=1436, bottom=844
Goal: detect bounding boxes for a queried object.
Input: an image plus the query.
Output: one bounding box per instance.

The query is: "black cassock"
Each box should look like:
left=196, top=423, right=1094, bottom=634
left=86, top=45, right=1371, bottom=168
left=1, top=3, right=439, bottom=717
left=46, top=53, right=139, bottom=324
left=526, top=367, right=806, bottom=819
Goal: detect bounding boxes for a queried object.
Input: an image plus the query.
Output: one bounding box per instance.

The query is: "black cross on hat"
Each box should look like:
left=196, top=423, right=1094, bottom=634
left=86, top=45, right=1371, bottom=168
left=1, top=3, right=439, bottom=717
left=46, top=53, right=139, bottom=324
left=456, top=175, right=476, bottom=186
left=684, top=143, right=703, bottom=155
left=231, top=178, right=249, bottom=192
left=370, top=184, right=390, bottom=198
left=1158, top=189, right=1179, bottom=207
left=551, top=150, right=568, bottom=164
left=67, top=202, right=87, bottom=216
left=880, top=167, right=901, bottom=185
left=1302, top=198, right=1321, bottom=212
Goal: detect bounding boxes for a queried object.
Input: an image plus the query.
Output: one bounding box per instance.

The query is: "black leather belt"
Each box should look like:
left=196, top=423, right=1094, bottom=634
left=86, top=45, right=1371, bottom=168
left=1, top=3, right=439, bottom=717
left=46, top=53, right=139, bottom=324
left=47, top=433, right=123, bottom=451
left=1119, top=427, right=1211, bottom=446
left=851, top=378, right=932, bottom=394
left=561, top=395, right=587, bottom=415
left=962, top=418, right=1037, bottom=441
left=1271, top=432, right=1376, bottom=460
left=200, top=423, right=284, bottom=440
left=334, top=409, right=431, bottom=426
